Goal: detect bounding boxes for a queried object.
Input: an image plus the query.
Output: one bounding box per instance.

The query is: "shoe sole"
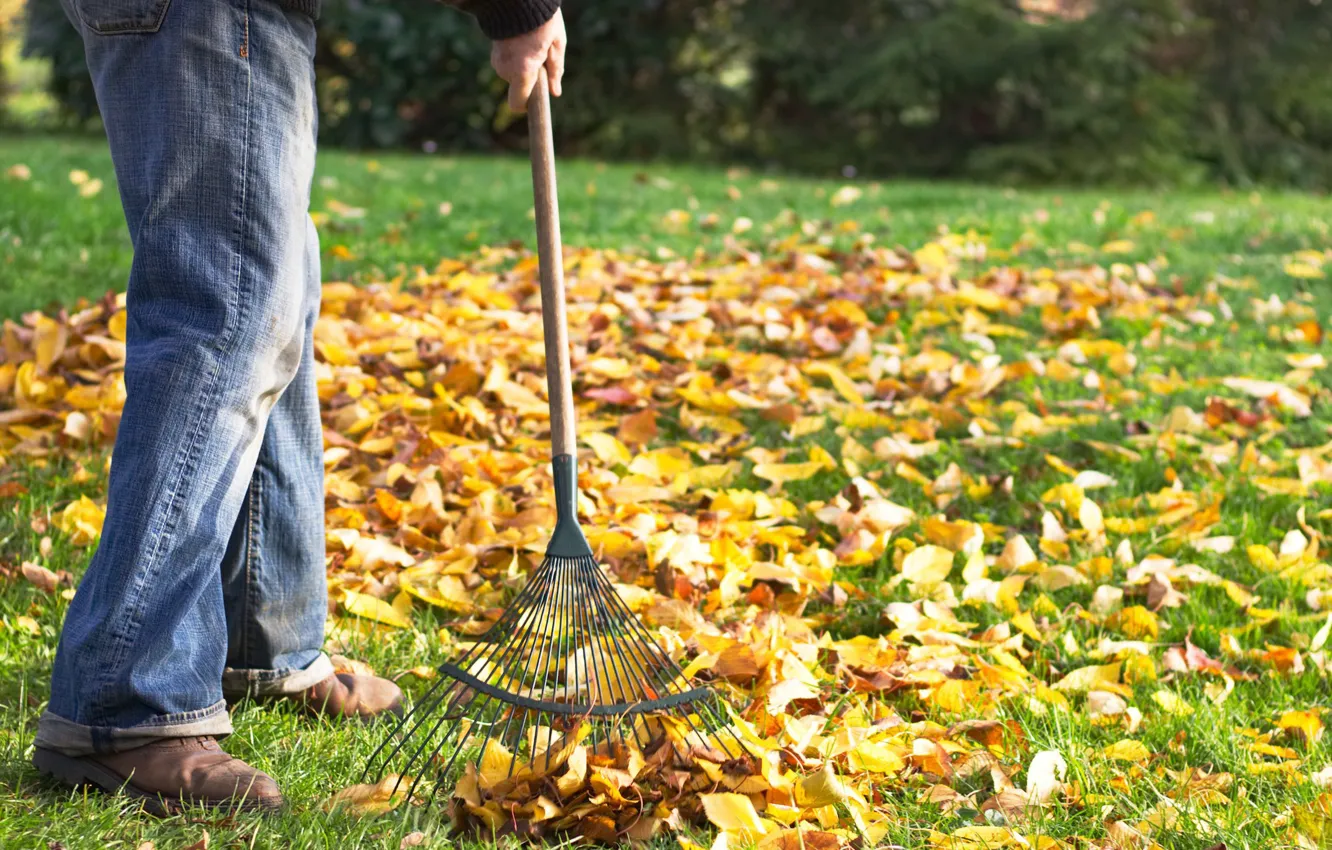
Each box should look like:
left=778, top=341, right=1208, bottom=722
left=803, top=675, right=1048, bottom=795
left=32, top=748, right=283, bottom=817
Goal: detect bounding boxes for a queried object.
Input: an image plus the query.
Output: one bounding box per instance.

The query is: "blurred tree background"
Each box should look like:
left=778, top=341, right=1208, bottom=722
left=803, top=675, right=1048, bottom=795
left=5, top=0, right=1332, bottom=188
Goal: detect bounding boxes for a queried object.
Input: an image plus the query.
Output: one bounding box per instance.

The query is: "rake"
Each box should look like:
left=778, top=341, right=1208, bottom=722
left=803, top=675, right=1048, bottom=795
left=361, top=69, right=748, bottom=808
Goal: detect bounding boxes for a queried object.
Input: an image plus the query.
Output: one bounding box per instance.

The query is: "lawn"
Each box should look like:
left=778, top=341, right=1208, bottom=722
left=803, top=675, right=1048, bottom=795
left=2, top=131, right=1331, bottom=850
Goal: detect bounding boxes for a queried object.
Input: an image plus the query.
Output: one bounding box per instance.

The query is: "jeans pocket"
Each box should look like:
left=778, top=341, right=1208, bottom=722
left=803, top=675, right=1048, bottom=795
left=74, top=0, right=173, bottom=34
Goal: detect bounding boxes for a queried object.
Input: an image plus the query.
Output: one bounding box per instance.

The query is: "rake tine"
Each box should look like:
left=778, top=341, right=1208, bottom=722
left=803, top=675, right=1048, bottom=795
left=546, top=558, right=577, bottom=765
left=501, top=557, right=564, bottom=772
left=593, top=588, right=731, bottom=754
left=577, top=559, right=655, bottom=751
left=360, top=672, right=451, bottom=785
left=395, top=674, right=487, bottom=803
left=496, top=563, right=560, bottom=772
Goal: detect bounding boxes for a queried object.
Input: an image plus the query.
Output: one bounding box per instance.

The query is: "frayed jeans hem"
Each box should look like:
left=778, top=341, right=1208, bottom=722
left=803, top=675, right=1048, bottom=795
left=221, top=651, right=333, bottom=699
left=34, top=701, right=234, bottom=757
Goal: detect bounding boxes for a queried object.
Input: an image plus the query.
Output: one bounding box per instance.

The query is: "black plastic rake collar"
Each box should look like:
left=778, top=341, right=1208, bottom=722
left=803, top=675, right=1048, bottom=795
left=546, top=453, right=592, bottom=558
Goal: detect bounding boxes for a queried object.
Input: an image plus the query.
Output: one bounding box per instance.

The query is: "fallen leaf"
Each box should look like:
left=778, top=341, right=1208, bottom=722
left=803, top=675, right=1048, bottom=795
left=701, top=792, right=771, bottom=835
left=1277, top=710, right=1324, bottom=747
left=327, top=775, right=411, bottom=815
left=1025, top=750, right=1066, bottom=804
left=901, top=545, right=955, bottom=586
left=342, top=589, right=413, bottom=629
left=1103, top=739, right=1152, bottom=762
left=1053, top=662, right=1120, bottom=693
left=21, top=562, right=60, bottom=594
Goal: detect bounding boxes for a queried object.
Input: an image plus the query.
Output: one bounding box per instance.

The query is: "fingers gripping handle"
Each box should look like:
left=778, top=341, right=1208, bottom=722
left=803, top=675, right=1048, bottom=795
left=528, top=67, right=577, bottom=460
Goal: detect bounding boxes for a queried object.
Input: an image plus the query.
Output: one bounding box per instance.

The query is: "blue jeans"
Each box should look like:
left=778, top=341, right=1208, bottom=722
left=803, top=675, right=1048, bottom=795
left=36, top=0, right=331, bottom=756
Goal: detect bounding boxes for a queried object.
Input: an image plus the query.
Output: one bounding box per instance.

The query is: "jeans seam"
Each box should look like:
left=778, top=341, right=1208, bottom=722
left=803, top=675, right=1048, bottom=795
left=87, top=3, right=255, bottom=726
left=243, top=471, right=261, bottom=666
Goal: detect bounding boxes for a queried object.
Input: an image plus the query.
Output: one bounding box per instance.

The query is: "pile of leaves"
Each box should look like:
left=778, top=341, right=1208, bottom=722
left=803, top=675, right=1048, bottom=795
left=3, top=233, right=1332, bottom=848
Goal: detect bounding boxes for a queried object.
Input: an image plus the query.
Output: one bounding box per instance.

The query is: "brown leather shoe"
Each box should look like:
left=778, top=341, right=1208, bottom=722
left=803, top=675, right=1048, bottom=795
left=33, top=736, right=282, bottom=816
left=295, top=673, right=404, bottom=720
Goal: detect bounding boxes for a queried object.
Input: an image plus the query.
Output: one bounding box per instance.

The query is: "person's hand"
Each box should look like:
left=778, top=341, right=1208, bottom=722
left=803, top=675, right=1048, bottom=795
left=490, top=8, right=566, bottom=113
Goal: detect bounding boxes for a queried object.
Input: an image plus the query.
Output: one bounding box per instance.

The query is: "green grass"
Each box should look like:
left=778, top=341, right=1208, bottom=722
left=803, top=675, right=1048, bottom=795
left=2, top=131, right=1332, bottom=849
left=3, top=133, right=1330, bottom=317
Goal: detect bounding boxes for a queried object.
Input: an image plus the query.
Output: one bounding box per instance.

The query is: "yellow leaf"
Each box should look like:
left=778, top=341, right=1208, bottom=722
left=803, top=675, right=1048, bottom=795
left=795, top=764, right=852, bottom=808
left=929, top=679, right=977, bottom=714
left=672, top=463, right=738, bottom=492
left=13, top=615, right=42, bottom=636
left=677, top=385, right=738, bottom=413
left=929, top=826, right=1024, bottom=849
left=585, top=356, right=632, bottom=379
left=491, top=379, right=548, bottom=417
left=1011, top=611, right=1043, bottom=643
left=53, top=496, right=105, bottom=546
left=628, top=448, right=694, bottom=480
left=1103, top=739, right=1152, bottom=762
left=1247, top=544, right=1279, bottom=571
left=792, top=416, right=827, bottom=438
left=1278, top=710, right=1324, bottom=746
left=804, top=362, right=865, bottom=405
left=701, top=792, right=771, bottom=835
left=754, top=447, right=836, bottom=485
left=556, top=742, right=588, bottom=796
left=849, top=740, right=907, bottom=774
left=1101, top=239, right=1135, bottom=254
left=900, top=545, right=954, bottom=585
left=325, top=774, right=411, bottom=815
left=1053, top=662, right=1120, bottom=693
left=478, top=738, right=516, bottom=789
left=913, top=242, right=952, bottom=275
left=1152, top=690, right=1194, bottom=717
left=1223, top=580, right=1257, bottom=608
left=1106, top=606, right=1159, bottom=640
left=1079, top=498, right=1104, bottom=534
left=1253, top=476, right=1309, bottom=496
left=32, top=315, right=67, bottom=374
left=923, top=518, right=983, bottom=554
left=584, top=431, right=631, bottom=466
left=997, top=535, right=1038, bottom=572
left=1285, top=262, right=1325, bottom=279
left=342, top=590, right=413, bottom=629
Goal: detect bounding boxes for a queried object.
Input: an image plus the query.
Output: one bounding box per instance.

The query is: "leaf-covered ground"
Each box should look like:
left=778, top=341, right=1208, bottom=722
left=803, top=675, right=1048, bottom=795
left=2, top=135, right=1332, bottom=850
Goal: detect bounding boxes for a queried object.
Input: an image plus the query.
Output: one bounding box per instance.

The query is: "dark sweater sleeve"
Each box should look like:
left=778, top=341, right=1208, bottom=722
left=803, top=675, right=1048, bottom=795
left=443, top=0, right=561, bottom=40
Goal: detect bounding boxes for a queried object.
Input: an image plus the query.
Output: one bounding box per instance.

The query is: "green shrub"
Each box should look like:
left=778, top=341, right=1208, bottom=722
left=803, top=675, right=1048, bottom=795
left=735, top=0, right=1205, bottom=184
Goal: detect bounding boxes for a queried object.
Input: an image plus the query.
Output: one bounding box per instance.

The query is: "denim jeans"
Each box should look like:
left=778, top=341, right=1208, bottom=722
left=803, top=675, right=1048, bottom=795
left=36, top=0, right=332, bottom=756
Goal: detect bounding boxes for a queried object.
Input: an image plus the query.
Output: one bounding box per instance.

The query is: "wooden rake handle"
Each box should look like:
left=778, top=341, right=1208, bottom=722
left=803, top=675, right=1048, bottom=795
left=528, top=67, right=577, bottom=458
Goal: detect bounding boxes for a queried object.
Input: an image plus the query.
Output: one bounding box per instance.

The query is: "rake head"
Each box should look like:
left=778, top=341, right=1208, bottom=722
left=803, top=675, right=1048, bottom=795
left=362, top=455, right=749, bottom=808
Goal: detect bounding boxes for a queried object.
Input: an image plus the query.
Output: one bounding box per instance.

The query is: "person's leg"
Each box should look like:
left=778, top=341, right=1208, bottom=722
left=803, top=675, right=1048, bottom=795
left=219, top=213, right=333, bottom=699
left=36, top=0, right=319, bottom=758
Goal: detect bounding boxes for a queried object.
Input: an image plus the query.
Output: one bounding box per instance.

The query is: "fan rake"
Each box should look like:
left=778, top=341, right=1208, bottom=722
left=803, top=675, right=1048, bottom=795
left=361, top=70, right=748, bottom=809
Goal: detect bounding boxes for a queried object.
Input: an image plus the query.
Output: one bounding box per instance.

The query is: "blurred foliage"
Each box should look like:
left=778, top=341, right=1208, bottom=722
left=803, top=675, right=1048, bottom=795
left=0, top=0, right=18, bottom=114
left=19, top=0, right=95, bottom=127
left=15, top=0, right=1332, bottom=187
